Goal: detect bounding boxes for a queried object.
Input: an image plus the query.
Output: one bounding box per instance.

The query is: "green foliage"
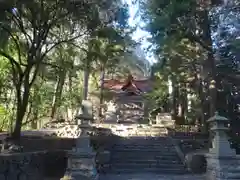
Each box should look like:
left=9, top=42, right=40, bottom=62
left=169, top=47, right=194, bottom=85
left=0, top=105, right=11, bottom=131
left=139, top=0, right=240, bottom=127
left=0, top=0, right=133, bottom=136
left=138, top=0, right=219, bottom=124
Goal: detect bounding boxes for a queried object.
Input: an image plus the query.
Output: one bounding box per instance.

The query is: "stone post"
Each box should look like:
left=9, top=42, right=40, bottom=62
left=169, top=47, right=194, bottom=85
left=105, top=101, right=117, bottom=122
left=156, top=113, right=161, bottom=125
left=62, top=122, right=98, bottom=180
left=143, top=100, right=149, bottom=123
left=76, top=100, right=94, bottom=125
left=206, top=112, right=240, bottom=180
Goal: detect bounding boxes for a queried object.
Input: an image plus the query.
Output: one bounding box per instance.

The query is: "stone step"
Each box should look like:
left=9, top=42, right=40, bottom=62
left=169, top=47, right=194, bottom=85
left=120, top=129, right=166, bottom=132
left=117, top=136, right=168, bottom=140
left=115, top=140, right=171, bottom=144
left=112, top=148, right=177, bottom=155
left=111, top=159, right=182, bottom=164
left=116, top=141, right=171, bottom=145
left=111, top=153, right=180, bottom=161
left=129, top=132, right=167, bottom=134
left=113, top=145, right=175, bottom=151
left=114, top=142, right=172, bottom=145
left=116, top=137, right=169, bottom=140
left=111, top=162, right=184, bottom=169
left=106, top=167, right=187, bottom=174
left=116, top=141, right=171, bottom=146
left=112, top=147, right=176, bottom=152
left=112, top=149, right=177, bottom=155
left=113, top=134, right=166, bottom=137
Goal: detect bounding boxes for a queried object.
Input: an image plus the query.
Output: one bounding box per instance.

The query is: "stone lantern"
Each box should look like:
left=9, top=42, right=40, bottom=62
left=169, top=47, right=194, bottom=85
left=206, top=112, right=240, bottom=180
left=63, top=124, right=98, bottom=180
left=207, top=112, right=236, bottom=156
left=63, top=100, right=98, bottom=180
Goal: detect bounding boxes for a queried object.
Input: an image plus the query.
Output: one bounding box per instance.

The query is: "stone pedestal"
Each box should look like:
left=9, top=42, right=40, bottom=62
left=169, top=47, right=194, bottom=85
left=65, top=151, right=98, bottom=180
left=63, top=124, right=98, bottom=180
left=206, top=155, right=239, bottom=180
left=206, top=112, right=240, bottom=180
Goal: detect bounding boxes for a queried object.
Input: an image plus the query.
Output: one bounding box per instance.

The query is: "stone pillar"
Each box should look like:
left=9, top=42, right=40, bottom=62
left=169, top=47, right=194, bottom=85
left=62, top=123, right=98, bottom=180
left=206, top=112, right=240, bottom=180
left=105, top=101, right=117, bottom=122
left=156, top=113, right=162, bottom=125
left=143, top=100, right=149, bottom=123
left=76, top=100, right=94, bottom=125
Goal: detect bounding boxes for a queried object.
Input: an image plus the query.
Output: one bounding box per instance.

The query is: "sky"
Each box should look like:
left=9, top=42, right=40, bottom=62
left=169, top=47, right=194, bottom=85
left=124, top=0, right=156, bottom=64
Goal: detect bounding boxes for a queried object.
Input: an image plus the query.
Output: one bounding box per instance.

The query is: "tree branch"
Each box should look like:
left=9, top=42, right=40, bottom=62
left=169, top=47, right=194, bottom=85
left=29, top=65, right=40, bottom=87
left=0, top=23, right=23, bottom=64
left=41, top=61, right=61, bottom=69
left=41, top=31, right=88, bottom=60
left=176, top=17, right=213, bottom=52
left=10, top=10, right=33, bottom=47
left=0, top=50, right=23, bottom=75
left=184, top=32, right=212, bottom=52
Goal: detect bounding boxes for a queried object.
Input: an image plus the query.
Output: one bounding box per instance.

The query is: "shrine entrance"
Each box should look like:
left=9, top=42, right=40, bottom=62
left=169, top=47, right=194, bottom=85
left=103, top=75, right=152, bottom=124
left=116, top=94, right=145, bottom=123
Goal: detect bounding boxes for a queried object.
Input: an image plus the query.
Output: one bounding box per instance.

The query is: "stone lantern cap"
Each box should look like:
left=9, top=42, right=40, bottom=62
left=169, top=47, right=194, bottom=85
left=207, top=112, right=228, bottom=123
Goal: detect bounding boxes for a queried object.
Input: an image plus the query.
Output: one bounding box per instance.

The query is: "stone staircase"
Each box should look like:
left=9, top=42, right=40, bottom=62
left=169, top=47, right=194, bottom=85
left=107, top=136, right=187, bottom=174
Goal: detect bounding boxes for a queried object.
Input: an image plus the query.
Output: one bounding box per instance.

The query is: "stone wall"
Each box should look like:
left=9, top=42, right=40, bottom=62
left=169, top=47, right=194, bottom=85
left=0, top=150, right=69, bottom=180
left=0, top=151, right=45, bottom=180
left=42, top=123, right=82, bottom=138
left=19, top=137, right=75, bottom=151
left=0, top=136, right=75, bottom=180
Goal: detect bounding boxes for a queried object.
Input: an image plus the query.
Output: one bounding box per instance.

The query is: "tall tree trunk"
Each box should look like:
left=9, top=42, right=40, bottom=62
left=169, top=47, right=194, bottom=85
left=203, top=11, right=217, bottom=117
left=11, top=80, right=30, bottom=140
left=31, top=85, right=39, bottom=129
left=171, top=78, right=179, bottom=121
left=31, top=106, right=38, bottom=129
left=178, top=83, right=188, bottom=122
left=200, top=10, right=216, bottom=119
left=68, top=73, right=75, bottom=119
left=99, top=66, right=105, bottom=118
left=168, top=76, right=173, bottom=113
left=83, top=67, right=90, bottom=100
left=197, top=6, right=216, bottom=146
left=51, top=69, right=66, bottom=119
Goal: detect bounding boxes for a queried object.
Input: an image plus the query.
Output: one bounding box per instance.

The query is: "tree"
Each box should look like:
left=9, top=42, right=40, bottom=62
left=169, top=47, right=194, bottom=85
left=49, top=45, right=78, bottom=119
left=0, top=0, right=124, bottom=139
left=88, top=27, right=128, bottom=117
left=138, top=0, right=229, bottom=126
left=75, top=1, right=130, bottom=101
left=138, top=0, right=240, bottom=130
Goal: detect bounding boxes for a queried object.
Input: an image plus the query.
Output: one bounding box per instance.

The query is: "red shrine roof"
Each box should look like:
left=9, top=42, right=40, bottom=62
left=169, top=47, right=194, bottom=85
left=103, top=78, right=152, bottom=93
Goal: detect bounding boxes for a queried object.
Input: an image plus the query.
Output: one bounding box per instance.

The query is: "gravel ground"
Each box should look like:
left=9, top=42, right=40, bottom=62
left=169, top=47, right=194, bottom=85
left=99, top=173, right=206, bottom=180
